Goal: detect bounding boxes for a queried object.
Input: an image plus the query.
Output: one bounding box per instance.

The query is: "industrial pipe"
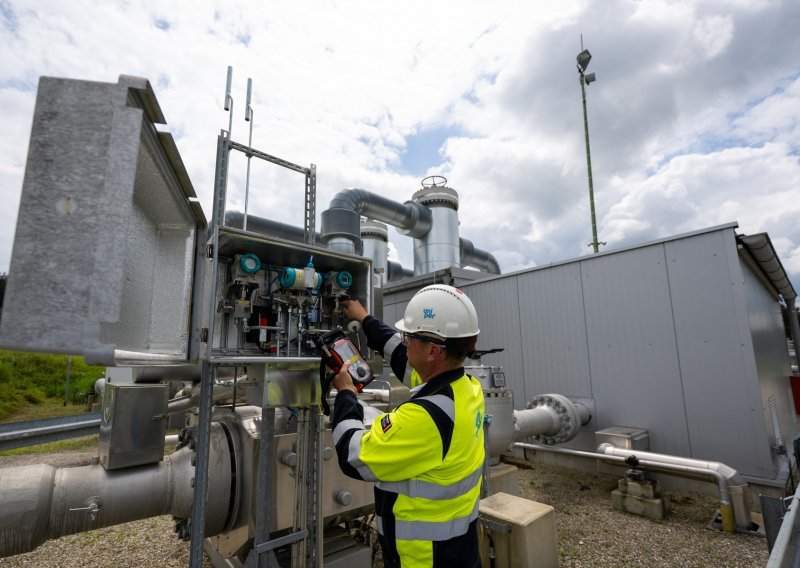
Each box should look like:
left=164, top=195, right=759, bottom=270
left=0, top=423, right=234, bottom=557
left=514, top=442, right=751, bottom=534
left=387, top=260, right=414, bottom=282
left=326, top=188, right=433, bottom=239
left=225, top=211, right=321, bottom=243
left=167, top=382, right=246, bottom=414
left=596, top=443, right=752, bottom=532
left=460, top=238, right=501, bottom=275
left=513, top=394, right=592, bottom=445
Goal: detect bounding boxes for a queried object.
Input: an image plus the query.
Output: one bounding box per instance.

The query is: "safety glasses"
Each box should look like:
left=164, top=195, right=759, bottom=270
left=401, top=331, right=446, bottom=348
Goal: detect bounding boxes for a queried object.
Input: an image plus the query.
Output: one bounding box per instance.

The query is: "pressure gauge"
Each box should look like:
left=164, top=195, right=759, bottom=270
left=238, top=253, right=261, bottom=274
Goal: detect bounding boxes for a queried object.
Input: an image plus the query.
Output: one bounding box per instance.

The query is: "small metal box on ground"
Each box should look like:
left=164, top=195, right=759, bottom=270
left=479, top=492, right=558, bottom=568
left=595, top=426, right=650, bottom=450
left=99, top=383, right=168, bottom=470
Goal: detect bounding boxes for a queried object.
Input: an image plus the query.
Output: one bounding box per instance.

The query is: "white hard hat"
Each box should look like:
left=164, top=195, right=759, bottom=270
left=395, top=284, right=480, bottom=339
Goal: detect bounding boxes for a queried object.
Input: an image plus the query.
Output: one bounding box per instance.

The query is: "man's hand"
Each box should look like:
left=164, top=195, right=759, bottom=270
left=340, top=299, right=368, bottom=323
left=332, top=365, right=357, bottom=393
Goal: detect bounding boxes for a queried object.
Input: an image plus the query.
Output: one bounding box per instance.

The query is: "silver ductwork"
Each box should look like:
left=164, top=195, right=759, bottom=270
left=387, top=260, right=414, bottom=281
left=0, top=423, right=234, bottom=558
left=361, top=220, right=389, bottom=286
left=460, top=238, right=501, bottom=275
left=411, top=184, right=460, bottom=275
left=321, top=188, right=432, bottom=255
left=321, top=184, right=501, bottom=277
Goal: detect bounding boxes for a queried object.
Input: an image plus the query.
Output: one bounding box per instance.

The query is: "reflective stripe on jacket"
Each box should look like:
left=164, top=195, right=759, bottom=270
left=332, top=366, right=485, bottom=567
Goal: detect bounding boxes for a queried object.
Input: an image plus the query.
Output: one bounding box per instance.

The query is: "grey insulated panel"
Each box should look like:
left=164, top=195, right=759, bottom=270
left=0, top=76, right=205, bottom=365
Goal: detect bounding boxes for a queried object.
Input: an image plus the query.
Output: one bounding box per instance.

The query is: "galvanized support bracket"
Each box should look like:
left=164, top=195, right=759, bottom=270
left=479, top=516, right=512, bottom=534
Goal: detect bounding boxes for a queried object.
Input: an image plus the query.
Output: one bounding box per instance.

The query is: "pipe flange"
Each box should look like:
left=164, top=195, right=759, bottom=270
left=360, top=220, right=389, bottom=241
left=412, top=185, right=459, bottom=210
left=526, top=393, right=582, bottom=445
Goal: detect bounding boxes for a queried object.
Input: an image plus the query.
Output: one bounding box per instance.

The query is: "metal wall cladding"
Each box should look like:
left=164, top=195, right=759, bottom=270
left=664, top=230, right=772, bottom=477
left=463, top=278, right=526, bottom=406
left=382, top=224, right=794, bottom=481
left=742, top=257, right=795, bottom=470
left=516, top=263, right=591, bottom=403
left=580, top=244, right=691, bottom=456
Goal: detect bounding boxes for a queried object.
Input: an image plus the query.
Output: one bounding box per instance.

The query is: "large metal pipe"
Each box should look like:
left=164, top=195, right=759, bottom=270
left=326, top=188, right=433, bottom=238
left=513, top=394, right=592, bottom=445
left=0, top=423, right=234, bottom=557
left=513, top=441, right=751, bottom=534
left=460, top=238, right=501, bottom=275
left=321, top=189, right=432, bottom=256
left=361, top=220, right=389, bottom=286
left=225, top=211, right=321, bottom=243
left=411, top=184, right=459, bottom=275
left=387, top=260, right=413, bottom=282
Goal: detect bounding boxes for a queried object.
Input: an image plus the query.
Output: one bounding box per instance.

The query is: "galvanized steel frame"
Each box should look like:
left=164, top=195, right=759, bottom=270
left=189, top=132, right=321, bottom=567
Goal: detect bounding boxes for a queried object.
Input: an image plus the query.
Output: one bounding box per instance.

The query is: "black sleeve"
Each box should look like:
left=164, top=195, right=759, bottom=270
left=331, top=389, right=367, bottom=480
left=362, top=315, right=409, bottom=383
left=331, top=388, right=363, bottom=427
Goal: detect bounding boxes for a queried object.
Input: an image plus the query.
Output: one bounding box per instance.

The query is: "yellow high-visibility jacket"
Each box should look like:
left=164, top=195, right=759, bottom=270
left=332, top=316, right=485, bottom=567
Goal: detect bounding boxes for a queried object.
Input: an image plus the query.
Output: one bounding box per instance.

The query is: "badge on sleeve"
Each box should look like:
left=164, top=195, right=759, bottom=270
left=381, top=415, right=393, bottom=433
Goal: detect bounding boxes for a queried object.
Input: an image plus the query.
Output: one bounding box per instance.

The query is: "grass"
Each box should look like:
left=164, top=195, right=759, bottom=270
left=0, top=351, right=105, bottom=455
left=0, top=350, right=105, bottom=422
left=0, top=435, right=99, bottom=456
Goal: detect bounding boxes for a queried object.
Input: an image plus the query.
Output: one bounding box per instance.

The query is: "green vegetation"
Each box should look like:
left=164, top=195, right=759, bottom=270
left=0, top=434, right=98, bottom=456
left=0, top=350, right=106, bottom=422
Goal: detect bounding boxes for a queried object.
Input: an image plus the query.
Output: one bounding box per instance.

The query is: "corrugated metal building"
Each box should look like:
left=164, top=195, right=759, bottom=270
left=381, top=223, right=798, bottom=488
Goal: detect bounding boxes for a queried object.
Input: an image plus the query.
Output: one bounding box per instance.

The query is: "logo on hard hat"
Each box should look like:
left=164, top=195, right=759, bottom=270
left=423, top=308, right=435, bottom=319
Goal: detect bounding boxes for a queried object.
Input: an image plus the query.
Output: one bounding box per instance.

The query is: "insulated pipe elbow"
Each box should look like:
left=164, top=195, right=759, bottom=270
left=325, top=189, right=432, bottom=239
left=460, top=238, right=501, bottom=274
left=387, top=260, right=413, bottom=282
left=595, top=443, right=745, bottom=485
left=595, top=443, right=752, bottom=531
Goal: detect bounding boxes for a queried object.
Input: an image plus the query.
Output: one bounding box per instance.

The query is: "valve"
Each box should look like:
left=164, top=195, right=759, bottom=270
left=69, top=501, right=100, bottom=521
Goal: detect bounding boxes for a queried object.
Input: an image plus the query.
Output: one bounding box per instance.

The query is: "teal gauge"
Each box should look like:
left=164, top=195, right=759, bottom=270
left=239, top=253, right=261, bottom=274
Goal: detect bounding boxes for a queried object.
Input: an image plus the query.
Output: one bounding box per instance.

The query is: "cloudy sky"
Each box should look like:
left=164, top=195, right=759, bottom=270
left=1, top=0, right=799, bottom=291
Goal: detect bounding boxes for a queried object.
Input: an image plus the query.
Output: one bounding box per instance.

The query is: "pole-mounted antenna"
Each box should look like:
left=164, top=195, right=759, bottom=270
left=245, top=78, right=253, bottom=122
left=224, top=66, right=234, bottom=136
left=243, top=77, right=255, bottom=231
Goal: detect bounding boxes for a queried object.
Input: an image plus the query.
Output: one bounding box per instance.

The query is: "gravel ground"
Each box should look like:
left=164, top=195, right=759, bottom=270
left=514, top=460, right=769, bottom=567
left=0, top=452, right=770, bottom=567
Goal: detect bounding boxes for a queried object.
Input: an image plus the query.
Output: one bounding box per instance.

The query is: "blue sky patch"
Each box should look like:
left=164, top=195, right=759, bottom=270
left=0, top=78, right=36, bottom=91
left=401, top=125, right=464, bottom=176
left=1, top=1, right=16, bottom=33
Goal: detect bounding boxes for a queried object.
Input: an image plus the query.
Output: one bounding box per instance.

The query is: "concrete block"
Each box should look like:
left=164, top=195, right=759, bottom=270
left=618, top=478, right=658, bottom=499
left=479, top=492, right=558, bottom=568
left=612, top=488, right=669, bottom=521
left=489, top=463, right=520, bottom=497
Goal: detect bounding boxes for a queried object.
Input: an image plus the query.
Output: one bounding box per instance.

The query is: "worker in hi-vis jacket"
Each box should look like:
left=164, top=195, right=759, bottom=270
left=331, top=284, right=485, bottom=567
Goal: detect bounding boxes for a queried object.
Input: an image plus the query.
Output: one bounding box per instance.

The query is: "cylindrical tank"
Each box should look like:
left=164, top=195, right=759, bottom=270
left=412, top=181, right=460, bottom=275
left=361, top=220, right=389, bottom=287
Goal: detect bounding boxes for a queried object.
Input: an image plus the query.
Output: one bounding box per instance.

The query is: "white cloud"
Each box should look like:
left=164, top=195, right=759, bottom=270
left=0, top=0, right=798, bottom=298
